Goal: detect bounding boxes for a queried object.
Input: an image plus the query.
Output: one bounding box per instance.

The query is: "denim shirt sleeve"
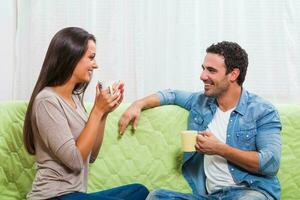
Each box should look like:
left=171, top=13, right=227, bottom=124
left=156, top=89, right=198, bottom=110
left=256, top=108, right=282, bottom=176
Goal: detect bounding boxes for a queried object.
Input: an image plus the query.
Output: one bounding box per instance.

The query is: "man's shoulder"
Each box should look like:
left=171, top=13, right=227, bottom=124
left=246, top=90, right=276, bottom=110
left=243, top=90, right=282, bottom=130
left=190, top=92, right=215, bottom=110
left=243, top=90, right=279, bottom=119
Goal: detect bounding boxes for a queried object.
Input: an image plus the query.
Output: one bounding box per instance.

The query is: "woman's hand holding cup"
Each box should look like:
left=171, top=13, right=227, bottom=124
left=94, top=80, right=125, bottom=114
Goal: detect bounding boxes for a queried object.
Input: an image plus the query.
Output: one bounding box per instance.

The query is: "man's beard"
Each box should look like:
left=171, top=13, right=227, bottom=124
left=203, top=79, right=230, bottom=98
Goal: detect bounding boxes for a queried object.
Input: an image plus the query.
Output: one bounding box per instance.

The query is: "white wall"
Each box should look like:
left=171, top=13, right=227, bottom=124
left=0, top=0, right=16, bottom=100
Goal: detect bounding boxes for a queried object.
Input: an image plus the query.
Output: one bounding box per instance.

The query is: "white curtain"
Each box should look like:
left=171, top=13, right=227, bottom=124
left=6, top=0, right=300, bottom=103
left=0, top=1, right=16, bottom=100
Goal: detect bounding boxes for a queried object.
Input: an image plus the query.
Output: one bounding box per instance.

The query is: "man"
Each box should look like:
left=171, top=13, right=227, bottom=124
left=118, top=41, right=282, bottom=200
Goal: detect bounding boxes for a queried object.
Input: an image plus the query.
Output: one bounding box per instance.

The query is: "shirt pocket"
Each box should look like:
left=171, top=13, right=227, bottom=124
left=236, top=128, right=257, bottom=150
left=189, top=109, right=205, bottom=130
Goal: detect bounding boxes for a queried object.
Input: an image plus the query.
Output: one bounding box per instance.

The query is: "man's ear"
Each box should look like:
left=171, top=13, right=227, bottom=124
left=230, top=68, right=240, bottom=82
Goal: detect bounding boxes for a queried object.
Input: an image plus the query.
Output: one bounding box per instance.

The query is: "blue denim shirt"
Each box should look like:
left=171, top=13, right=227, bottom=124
left=157, top=89, right=282, bottom=200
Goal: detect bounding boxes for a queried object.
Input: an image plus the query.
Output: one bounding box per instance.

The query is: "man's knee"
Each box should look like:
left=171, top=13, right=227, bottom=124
left=146, top=189, right=168, bottom=200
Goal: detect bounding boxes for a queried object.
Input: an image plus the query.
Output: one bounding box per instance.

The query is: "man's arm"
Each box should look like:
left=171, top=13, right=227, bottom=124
left=118, top=94, right=160, bottom=134
left=220, top=144, right=259, bottom=173
left=118, top=89, right=198, bottom=134
left=255, top=109, right=282, bottom=176
left=196, top=108, right=281, bottom=175
left=195, top=131, right=259, bottom=173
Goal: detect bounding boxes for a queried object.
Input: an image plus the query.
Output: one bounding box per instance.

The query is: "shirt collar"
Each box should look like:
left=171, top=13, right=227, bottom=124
left=234, top=88, right=248, bottom=116
left=206, top=88, right=248, bottom=116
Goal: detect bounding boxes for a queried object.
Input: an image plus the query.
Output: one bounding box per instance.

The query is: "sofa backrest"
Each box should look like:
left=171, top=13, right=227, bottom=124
left=0, top=102, right=191, bottom=199
left=0, top=102, right=34, bottom=199
left=0, top=102, right=299, bottom=199
left=276, top=104, right=300, bottom=199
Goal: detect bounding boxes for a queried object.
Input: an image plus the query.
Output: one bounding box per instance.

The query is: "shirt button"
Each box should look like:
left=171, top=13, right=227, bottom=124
left=231, top=168, right=234, bottom=171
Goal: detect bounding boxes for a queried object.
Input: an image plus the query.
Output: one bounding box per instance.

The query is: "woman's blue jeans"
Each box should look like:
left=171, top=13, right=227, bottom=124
left=49, top=183, right=149, bottom=200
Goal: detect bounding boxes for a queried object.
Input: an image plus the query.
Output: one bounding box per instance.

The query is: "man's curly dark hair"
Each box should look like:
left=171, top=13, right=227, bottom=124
left=206, top=41, right=248, bottom=86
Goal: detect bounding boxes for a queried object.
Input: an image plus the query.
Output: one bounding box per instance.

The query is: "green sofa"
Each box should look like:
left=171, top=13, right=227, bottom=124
left=0, top=102, right=299, bottom=199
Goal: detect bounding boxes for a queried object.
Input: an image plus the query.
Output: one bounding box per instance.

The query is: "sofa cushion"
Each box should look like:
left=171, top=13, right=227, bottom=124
left=88, top=104, right=191, bottom=193
left=0, top=102, right=35, bottom=199
left=0, top=102, right=299, bottom=199
left=276, top=104, right=300, bottom=200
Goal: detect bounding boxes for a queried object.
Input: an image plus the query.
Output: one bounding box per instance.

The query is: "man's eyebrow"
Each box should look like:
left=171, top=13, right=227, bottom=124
left=202, top=65, right=218, bottom=71
left=202, top=64, right=215, bottom=69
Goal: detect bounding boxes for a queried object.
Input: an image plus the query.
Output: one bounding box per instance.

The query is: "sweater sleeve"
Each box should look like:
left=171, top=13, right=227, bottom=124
left=34, top=98, right=84, bottom=173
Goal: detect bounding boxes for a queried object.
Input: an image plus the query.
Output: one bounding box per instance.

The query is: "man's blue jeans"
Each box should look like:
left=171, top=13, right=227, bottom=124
left=146, top=186, right=270, bottom=200
left=49, top=183, right=149, bottom=200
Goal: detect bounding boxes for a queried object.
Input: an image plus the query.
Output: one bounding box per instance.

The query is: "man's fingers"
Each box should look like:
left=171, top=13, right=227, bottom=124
left=118, top=118, right=128, bottom=135
left=118, top=114, right=132, bottom=135
left=202, top=130, right=212, bottom=137
left=197, top=134, right=206, bottom=142
left=133, top=115, right=140, bottom=130
left=195, top=143, right=203, bottom=152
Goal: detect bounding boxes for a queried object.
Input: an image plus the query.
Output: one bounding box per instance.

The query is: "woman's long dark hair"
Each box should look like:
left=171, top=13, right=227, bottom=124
left=23, top=27, right=96, bottom=155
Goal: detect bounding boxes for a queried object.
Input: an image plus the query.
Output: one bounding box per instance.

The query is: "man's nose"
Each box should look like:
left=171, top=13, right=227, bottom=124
left=200, top=71, right=207, bottom=81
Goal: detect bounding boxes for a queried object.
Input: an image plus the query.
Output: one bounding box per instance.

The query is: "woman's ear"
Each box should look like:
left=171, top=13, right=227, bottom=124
left=230, top=68, right=240, bottom=82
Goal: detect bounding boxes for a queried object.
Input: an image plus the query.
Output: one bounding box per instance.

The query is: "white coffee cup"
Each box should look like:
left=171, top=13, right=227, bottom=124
left=98, top=80, right=120, bottom=95
left=181, top=130, right=197, bottom=152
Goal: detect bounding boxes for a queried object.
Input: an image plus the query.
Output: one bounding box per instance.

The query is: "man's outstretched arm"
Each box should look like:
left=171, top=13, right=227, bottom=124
left=118, top=94, right=160, bottom=134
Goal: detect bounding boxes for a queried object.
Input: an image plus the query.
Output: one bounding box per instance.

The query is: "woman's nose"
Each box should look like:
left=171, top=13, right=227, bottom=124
left=92, top=61, right=98, bottom=69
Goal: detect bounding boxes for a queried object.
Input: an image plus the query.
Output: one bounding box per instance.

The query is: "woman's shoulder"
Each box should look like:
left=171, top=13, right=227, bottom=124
left=34, top=87, right=62, bottom=108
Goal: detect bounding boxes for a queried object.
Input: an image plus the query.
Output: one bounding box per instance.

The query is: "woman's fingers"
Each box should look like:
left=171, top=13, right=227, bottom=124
left=95, top=81, right=125, bottom=113
left=96, top=83, right=101, bottom=96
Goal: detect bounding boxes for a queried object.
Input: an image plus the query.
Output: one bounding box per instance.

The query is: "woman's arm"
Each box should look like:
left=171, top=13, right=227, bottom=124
left=76, top=83, right=123, bottom=162
left=89, top=114, right=107, bottom=163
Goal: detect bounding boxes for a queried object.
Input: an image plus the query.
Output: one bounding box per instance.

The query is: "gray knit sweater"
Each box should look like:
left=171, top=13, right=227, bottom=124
left=27, top=87, right=89, bottom=200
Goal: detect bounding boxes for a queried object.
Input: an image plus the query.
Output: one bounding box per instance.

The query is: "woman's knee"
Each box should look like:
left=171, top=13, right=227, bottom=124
left=127, top=183, right=149, bottom=198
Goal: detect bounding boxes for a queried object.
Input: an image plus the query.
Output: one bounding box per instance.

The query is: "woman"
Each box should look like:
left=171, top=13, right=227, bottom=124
left=23, top=27, right=149, bottom=200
